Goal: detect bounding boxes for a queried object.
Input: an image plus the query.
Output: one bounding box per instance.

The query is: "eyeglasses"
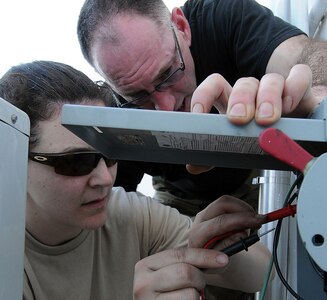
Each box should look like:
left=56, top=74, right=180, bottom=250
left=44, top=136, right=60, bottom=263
left=114, top=26, right=185, bottom=108
left=29, top=151, right=117, bottom=176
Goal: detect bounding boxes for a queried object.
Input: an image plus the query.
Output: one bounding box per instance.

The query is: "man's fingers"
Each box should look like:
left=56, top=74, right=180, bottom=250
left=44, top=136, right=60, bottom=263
left=186, top=164, right=214, bottom=174
left=191, top=73, right=232, bottom=114
left=281, top=64, right=316, bottom=117
left=226, top=74, right=284, bottom=125
left=225, top=64, right=316, bottom=126
left=254, top=64, right=313, bottom=125
left=254, top=73, right=284, bottom=125
left=226, top=77, right=259, bottom=124
left=191, top=64, right=318, bottom=128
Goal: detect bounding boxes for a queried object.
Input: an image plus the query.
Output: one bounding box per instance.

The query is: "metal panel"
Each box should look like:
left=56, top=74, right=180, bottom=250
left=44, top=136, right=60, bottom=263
left=61, top=98, right=327, bottom=299
left=61, top=100, right=327, bottom=171
left=0, top=97, right=29, bottom=300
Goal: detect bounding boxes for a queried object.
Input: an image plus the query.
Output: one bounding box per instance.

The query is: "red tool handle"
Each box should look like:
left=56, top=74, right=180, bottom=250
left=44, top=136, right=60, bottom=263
left=259, top=128, right=314, bottom=173
left=263, top=204, right=297, bottom=223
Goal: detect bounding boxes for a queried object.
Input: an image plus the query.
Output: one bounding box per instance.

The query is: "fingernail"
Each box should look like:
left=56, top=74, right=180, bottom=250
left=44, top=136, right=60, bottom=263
left=216, top=254, right=229, bottom=265
left=229, top=103, right=246, bottom=117
left=192, top=103, right=204, bottom=113
left=256, top=213, right=266, bottom=219
left=255, top=214, right=267, bottom=222
left=258, top=102, right=273, bottom=118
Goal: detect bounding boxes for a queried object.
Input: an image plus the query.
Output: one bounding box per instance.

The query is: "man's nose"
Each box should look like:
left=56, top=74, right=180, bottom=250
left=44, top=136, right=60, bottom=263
left=151, top=90, right=177, bottom=111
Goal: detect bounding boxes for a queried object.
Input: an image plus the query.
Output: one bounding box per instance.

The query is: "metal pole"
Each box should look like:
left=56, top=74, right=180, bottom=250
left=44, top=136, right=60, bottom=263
left=254, top=170, right=297, bottom=300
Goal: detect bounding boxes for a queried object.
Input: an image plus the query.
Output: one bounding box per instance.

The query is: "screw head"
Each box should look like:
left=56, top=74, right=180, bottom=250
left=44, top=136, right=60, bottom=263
left=11, top=114, right=18, bottom=124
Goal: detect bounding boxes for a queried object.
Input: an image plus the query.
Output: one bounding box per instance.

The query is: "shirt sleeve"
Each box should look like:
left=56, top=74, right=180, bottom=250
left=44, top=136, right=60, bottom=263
left=183, top=0, right=305, bottom=84
left=116, top=188, right=192, bottom=255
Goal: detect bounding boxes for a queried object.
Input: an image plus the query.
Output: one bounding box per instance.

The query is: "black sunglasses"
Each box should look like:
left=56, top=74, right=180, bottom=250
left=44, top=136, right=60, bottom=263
left=29, top=151, right=117, bottom=176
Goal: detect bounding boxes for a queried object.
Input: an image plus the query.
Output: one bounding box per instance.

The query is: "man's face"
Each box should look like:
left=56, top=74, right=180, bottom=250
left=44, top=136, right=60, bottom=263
left=91, top=15, right=197, bottom=111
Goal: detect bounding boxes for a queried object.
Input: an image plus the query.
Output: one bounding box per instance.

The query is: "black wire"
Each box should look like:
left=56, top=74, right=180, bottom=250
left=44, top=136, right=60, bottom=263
left=24, top=268, right=36, bottom=300
left=273, top=214, right=304, bottom=300
left=308, top=255, right=325, bottom=279
left=272, top=174, right=304, bottom=300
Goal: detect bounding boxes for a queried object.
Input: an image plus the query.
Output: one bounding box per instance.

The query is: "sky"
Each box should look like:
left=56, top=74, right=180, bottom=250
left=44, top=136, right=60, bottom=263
left=0, top=0, right=269, bottom=78
left=0, top=0, right=186, bottom=79
left=0, top=0, right=269, bottom=196
left=0, top=0, right=187, bottom=196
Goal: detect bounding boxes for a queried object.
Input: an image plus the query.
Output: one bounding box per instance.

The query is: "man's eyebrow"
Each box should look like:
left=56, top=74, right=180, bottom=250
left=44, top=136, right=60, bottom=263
left=123, top=43, right=176, bottom=97
left=153, top=46, right=176, bottom=82
left=122, top=63, right=173, bottom=97
left=154, top=64, right=172, bottom=81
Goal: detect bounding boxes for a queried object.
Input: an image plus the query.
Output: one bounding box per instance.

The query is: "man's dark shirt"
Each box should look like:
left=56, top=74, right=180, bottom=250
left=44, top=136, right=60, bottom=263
left=114, top=0, right=304, bottom=204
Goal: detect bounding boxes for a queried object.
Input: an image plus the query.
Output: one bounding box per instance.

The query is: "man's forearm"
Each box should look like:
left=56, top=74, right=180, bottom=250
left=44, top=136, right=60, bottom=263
left=268, top=36, right=327, bottom=101
left=298, top=39, right=327, bottom=88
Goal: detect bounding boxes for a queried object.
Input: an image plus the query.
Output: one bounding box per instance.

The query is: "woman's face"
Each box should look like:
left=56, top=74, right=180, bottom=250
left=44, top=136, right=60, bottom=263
left=27, top=103, right=117, bottom=245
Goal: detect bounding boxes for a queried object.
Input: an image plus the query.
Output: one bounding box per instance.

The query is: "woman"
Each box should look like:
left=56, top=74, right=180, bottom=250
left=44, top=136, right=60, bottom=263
left=0, top=61, right=270, bottom=300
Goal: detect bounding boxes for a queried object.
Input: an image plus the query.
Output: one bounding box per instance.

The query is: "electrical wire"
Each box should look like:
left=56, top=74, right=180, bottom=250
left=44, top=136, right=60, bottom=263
left=202, top=174, right=304, bottom=300
left=309, top=255, right=325, bottom=279
left=259, top=173, right=303, bottom=300
left=259, top=256, right=274, bottom=300
left=24, top=268, right=36, bottom=300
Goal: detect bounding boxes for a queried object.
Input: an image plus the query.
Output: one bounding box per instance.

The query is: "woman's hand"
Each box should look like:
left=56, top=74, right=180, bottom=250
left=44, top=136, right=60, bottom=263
left=133, top=247, right=228, bottom=299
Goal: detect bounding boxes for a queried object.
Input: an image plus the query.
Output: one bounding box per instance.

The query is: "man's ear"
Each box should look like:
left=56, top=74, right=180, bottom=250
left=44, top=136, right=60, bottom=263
left=171, top=7, right=192, bottom=46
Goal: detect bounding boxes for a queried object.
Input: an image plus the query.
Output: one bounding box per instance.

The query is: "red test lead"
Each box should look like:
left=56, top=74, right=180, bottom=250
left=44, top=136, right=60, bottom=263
left=200, top=205, right=297, bottom=300
left=203, top=204, right=297, bottom=250
left=263, top=204, right=297, bottom=224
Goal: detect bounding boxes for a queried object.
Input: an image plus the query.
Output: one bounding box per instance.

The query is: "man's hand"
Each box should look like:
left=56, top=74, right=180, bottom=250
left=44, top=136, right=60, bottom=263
left=133, top=247, right=228, bottom=299
left=188, top=64, right=319, bottom=175
left=191, top=64, right=319, bottom=126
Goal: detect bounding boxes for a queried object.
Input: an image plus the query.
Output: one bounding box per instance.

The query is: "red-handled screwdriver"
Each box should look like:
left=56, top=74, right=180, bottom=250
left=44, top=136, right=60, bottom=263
left=258, top=128, right=315, bottom=174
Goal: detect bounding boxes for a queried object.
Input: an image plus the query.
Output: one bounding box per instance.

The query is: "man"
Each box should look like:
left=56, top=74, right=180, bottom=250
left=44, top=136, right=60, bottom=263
left=77, top=0, right=325, bottom=215
left=77, top=0, right=326, bottom=298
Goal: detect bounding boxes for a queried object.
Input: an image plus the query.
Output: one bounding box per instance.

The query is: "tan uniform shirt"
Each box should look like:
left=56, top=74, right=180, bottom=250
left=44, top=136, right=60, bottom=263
left=23, top=187, right=191, bottom=299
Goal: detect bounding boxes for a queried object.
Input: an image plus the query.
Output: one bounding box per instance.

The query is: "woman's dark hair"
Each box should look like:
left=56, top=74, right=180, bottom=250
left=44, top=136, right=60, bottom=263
left=0, top=60, right=113, bottom=148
